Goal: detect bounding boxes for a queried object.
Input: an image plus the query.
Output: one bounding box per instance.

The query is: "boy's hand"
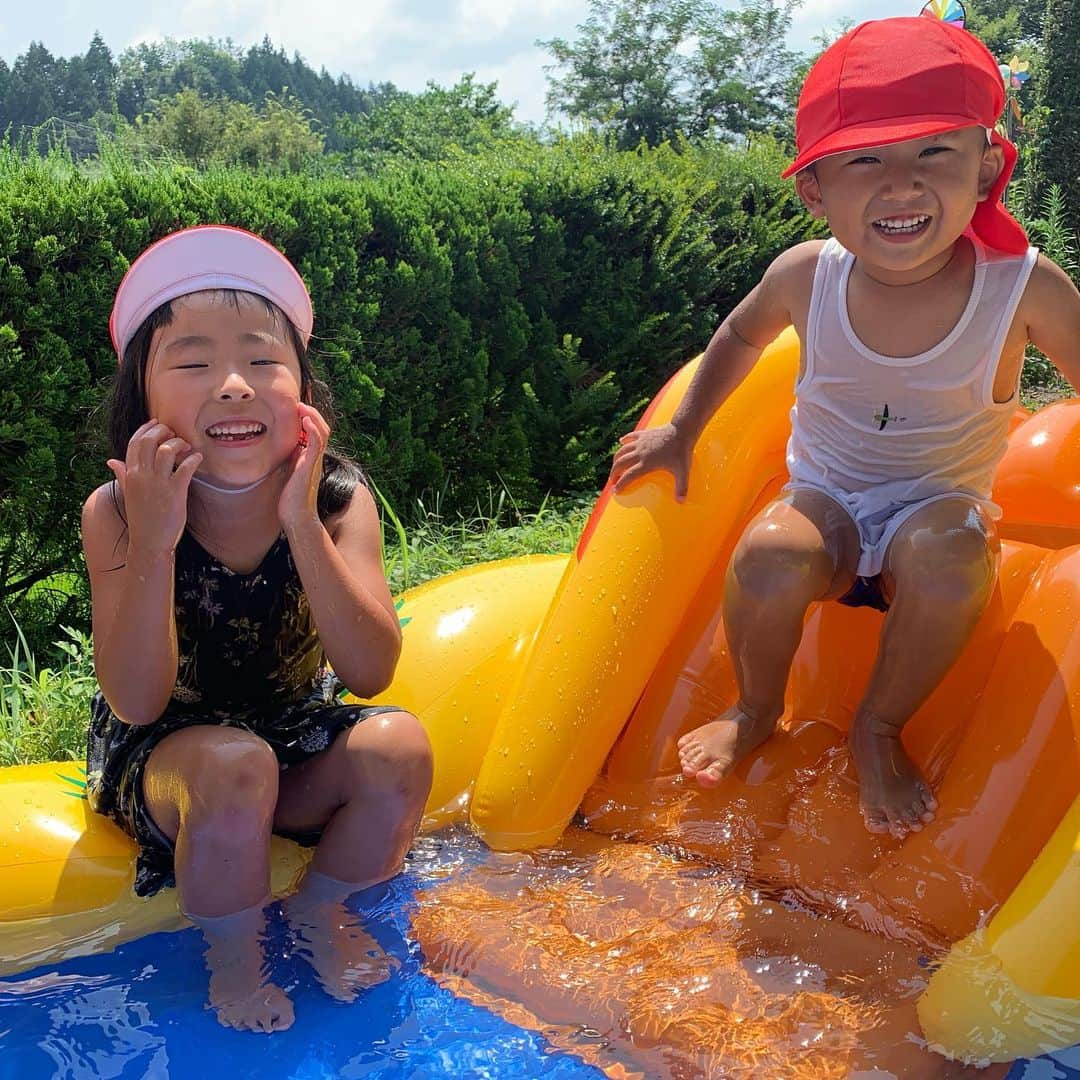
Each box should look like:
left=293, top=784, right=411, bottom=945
left=106, top=420, right=202, bottom=556
left=609, top=423, right=692, bottom=501
left=278, top=403, right=331, bottom=531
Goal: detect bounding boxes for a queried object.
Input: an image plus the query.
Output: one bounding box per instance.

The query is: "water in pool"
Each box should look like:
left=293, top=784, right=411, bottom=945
left=1, top=827, right=1077, bottom=1079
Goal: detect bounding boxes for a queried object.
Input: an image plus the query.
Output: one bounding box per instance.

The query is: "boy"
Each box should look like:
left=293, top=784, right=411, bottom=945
left=608, top=17, right=1080, bottom=840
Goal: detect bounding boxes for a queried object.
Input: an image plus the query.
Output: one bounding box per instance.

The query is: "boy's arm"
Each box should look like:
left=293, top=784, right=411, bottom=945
left=609, top=244, right=807, bottom=497
left=1024, top=255, right=1080, bottom=391
left=671, top=246, right=804, bottom=442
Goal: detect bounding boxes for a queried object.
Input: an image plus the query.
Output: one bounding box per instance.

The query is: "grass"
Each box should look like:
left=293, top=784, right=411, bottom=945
left=0, top=622, right=97, bottom=767
left=0, top=496, right=591, bottom=768
left=375, top=487, right=591, bottom=594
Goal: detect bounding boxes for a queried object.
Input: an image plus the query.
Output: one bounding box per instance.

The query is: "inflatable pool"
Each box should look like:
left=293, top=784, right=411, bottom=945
left=2, top=329, right=1079, bottom=1075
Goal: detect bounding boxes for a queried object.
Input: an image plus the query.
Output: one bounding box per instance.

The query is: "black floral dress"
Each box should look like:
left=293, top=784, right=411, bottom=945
left=86, top=526, right=402, bottom=897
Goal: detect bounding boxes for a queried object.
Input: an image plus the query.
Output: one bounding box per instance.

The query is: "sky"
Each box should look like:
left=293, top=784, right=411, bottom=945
left=0, top=0, right=917, bottom=126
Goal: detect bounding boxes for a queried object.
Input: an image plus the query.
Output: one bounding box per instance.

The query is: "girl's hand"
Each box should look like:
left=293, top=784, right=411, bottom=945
left=106, top=420, right=203, bottom=555
left=608, top=423, right=693, bottom=501
left=278, top=403, right=330, bottom=530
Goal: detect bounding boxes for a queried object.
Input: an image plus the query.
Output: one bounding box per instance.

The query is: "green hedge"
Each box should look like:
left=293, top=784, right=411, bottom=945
left=0, top=135, right=816, bottom=651
left=1038, top=0, right=1080, bottom=236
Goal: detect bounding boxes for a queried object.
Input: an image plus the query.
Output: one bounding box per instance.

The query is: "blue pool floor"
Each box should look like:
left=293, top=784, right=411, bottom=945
left=1, top=829, right=1077, bottom=1079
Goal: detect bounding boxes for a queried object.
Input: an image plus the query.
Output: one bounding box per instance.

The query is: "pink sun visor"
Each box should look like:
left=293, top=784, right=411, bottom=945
left=109, top=224, right=314, bottom=360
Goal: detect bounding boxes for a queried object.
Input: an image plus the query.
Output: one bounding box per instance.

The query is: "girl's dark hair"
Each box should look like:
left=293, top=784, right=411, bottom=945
left=107, top=290, right=365, bottom=520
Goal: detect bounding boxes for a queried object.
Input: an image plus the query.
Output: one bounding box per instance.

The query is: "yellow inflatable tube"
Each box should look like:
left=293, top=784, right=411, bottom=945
left=468, top=329, right=795, bottom=848
left=919, top=794, right=1080, bottom=1062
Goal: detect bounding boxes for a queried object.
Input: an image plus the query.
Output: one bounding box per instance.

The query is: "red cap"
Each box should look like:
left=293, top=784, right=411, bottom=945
left=783, top=17, right=1028, bottom=255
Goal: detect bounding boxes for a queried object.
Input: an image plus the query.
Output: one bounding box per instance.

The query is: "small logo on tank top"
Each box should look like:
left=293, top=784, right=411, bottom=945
left=872, top=403, right=907, bottom=431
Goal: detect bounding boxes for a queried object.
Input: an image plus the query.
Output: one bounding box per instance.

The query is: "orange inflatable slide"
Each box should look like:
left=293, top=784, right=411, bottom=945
left=456, top=329, right=1080, bottom=1064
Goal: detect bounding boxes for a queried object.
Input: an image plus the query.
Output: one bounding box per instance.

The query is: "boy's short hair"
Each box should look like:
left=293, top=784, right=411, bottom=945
left=784, top=17, right=1027, bottom=255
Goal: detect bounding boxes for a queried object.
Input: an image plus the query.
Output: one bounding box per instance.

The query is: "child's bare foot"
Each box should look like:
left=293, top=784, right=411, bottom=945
left=286, top=874, right=398, bottom=1003
left=212, top=978, right=295, bottom=1033
left=677, top=704, right=782, bottom=788
left=194, top=903, right=294, bottom=1033
left=848, top=715, right=938, bottom=839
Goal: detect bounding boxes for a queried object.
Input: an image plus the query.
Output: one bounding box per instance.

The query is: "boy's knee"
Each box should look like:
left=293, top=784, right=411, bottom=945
left=730, top=526, right=835, bottom=604
left=891, top=518, right=998, bottom=606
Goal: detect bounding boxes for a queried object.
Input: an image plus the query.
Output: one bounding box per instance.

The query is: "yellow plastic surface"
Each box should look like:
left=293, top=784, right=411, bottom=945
left=919, top=798, right=1080, bottom=1063
left=468, top=330, right=796, bottom=848
left=368, top=555, right=569, bottom=827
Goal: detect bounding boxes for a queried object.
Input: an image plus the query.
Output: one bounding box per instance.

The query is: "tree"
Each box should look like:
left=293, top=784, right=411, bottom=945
left=540, top=0, right=803, bottom=148
left=541, top=0, right=695, bottom=148
left=337, top=74, right=522, bottom=168
left=0, top=32, right=396, bottom=155
left=966, top=0, right=1044, bottom=58
left=83, top=32, right=118, bottom=114
left=225, top=90, right=325, bottom=170
left=132, top=86, right=323, bottom=169
left=4, top=43, right=60, bottom=129
left=1036, top=0, right=1079, bottom=230
left=685, top=0, right=801, bottom=141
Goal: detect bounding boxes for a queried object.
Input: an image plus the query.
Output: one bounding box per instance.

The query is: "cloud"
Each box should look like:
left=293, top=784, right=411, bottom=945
left=472, top=45, right=555, bottom=124
left=456, top=0, right=581, bottom=42
left=788, top=0, right=912, bottom=50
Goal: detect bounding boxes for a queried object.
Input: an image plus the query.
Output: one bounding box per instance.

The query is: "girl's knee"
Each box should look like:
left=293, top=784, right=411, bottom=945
left=180, top=730, right=280, bottom=825
left=346, top=712, right=433, bottom=802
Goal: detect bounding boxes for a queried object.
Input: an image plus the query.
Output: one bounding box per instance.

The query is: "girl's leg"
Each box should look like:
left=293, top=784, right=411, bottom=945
left=678, top=488, right=861, bottom=786
left=142, top=725, right=293, bottom=1032
left=851, top=497, right=999, bottom=839
left=274, top=711, right=433, bottom=1000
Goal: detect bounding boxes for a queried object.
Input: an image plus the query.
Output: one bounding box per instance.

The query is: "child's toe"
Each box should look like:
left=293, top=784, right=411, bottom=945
left=885, top=808, right=916, bottom=838
left=680, top=744, right=705, bottom=768
left=696, top=763, right=725, bottom=788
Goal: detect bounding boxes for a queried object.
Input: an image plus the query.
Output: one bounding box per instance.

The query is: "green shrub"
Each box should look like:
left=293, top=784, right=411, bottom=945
left=0, top=135, right=811, bottom=652
left=1036, top=0, right=1080, bottom=237
left=0, top=623, right=96, bottom=766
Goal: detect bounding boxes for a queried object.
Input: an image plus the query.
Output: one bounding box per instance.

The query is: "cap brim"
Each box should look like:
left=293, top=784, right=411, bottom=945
left=782, top=115, right=985, bottom=178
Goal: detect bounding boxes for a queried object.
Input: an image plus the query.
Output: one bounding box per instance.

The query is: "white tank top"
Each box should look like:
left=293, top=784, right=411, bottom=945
left=786, top=231, right=1038, bottom=517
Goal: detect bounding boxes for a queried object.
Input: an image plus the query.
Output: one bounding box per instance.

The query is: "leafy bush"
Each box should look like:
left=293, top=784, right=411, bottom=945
left=1035, top=0, right=1079, bottom=237
left=0, top=623, right=96, bottom=766
left=0, top=134, right=812, bottom=652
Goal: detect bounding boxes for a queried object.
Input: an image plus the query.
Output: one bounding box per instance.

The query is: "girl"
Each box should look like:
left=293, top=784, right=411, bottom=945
left=83, top=225, right=434, bottom=1033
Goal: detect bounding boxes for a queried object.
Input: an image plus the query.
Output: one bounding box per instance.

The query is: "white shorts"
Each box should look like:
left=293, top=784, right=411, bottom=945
left=782, top=482, right=997, bottom=579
